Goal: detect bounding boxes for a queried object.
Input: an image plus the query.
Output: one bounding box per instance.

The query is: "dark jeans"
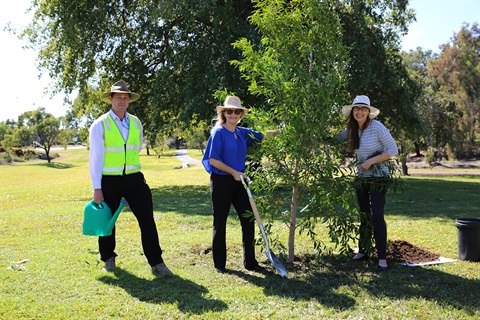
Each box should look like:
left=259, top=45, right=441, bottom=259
left=355, top=178, right=389, bottom=259
left=210, top=173, right=258, bottom=269
left=99, top=172, right=164, bottom=267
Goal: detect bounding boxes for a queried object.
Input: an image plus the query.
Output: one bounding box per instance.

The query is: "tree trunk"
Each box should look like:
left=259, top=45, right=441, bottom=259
left=401, top=157, right=408, bottom=175
left=414, top=141, right=421, bottom=157
left=288, top=158, right=300, bottom=263
left=288, top=184, right=298, bottom=263
left=400, top=143, right=409, bottom=175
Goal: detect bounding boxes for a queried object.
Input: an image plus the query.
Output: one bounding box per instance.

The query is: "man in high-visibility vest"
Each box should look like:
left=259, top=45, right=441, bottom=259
left=88, top=80, right=172, bottom=275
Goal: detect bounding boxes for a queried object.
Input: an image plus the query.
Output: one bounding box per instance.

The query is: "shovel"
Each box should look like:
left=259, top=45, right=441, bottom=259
left=240, top=175, right=288, bottom=277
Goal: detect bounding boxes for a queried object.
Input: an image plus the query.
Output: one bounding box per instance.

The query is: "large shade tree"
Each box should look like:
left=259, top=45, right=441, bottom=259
left=21, top=0, right=261, bottom=140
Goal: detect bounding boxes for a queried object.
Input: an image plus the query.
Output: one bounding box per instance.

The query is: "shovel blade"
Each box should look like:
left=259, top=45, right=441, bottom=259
left=265, top=249, right=288, bottom=277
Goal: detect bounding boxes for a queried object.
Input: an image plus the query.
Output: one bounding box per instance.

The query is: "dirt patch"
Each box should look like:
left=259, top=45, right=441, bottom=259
left=194, top=241, right=443, bottom=265
left=385, top=240, right=440, bottom=264
left=191, top=245, right=211, bottom=255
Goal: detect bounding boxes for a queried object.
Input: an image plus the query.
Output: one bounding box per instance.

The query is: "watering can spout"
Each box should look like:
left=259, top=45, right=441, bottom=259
left=82, top=199, right=127, bottom=236
left=107, top=200, right=125, bottom=231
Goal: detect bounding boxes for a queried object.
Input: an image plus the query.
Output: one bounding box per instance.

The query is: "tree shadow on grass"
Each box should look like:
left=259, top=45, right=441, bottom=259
left=30, top=162, right=74, bottom=169
left=151, top=185, right=212, bottom=216
left=388, top=177, right=480, bottom=220
left=98, top=268, right=227, bottom=315
left=382, top=267, right=478, bottom=315
left=230, top=255, right=479, bottom=315
left=349, top=259, right=480, bottom=316
left=227, top=268, right=357, bottom=311
left=148, top=178, right=480, bottom=221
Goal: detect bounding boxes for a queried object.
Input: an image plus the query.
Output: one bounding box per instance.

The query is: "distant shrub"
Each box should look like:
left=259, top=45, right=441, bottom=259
left=23, top=150, right=38, bottom=160
left=0, top=152, right=13, bottom=164
left=425, top=148, right=435, bottom=167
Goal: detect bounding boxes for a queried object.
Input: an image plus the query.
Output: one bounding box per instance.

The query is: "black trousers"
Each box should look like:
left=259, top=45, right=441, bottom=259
left=210, top=173, right=258, bottom=269
left=355, top=178, right=388, bottom=259
left=99, top=172, right=164, bottom=266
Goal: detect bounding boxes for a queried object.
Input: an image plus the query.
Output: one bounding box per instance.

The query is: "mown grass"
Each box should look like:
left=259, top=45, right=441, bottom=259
left=0, top=147, right=479, bottom=319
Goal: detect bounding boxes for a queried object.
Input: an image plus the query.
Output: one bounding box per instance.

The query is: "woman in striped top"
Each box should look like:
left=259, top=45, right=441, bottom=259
left=340, top=95, right=398, bottom=270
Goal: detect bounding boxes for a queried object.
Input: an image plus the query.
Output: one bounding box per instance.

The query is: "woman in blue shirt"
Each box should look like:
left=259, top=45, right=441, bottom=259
left=202, top=96, right=268, bottom=274
left=340, top=95, right=398, bottom=270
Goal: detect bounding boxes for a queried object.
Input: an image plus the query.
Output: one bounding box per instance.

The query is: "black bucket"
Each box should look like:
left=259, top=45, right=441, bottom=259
left=455, top=218, right=480, bottom=262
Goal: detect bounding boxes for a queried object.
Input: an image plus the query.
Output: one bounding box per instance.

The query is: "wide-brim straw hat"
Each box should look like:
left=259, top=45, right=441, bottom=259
left=216, top=96, right=249, bottom=113
left=341, top=95, right=380, bottom=119
left=100, top=80, right=140, bottom=103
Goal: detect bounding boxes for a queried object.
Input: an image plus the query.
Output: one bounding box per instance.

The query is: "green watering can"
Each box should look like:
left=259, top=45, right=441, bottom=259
left=82, top=199, right=128, bottom=236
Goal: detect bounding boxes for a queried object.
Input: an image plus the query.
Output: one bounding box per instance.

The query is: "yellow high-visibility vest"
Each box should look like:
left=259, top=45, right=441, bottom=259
left=101, top=113, right=142, bottom=175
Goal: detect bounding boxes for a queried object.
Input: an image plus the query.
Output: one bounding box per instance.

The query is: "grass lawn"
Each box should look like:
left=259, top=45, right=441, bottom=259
left=0, top=147, right=479, bottom=319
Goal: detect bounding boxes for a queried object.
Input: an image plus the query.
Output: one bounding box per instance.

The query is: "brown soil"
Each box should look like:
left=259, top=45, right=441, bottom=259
left=385, top=240, right=440, bottom=264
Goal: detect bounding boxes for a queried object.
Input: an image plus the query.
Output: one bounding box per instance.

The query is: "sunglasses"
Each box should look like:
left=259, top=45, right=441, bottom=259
left=353, top=106, right=369, bottom=112
left=225, top=109, right=243, bottom=115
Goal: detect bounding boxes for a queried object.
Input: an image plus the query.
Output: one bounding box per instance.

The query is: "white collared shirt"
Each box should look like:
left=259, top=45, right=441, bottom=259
left=88, top=110, right=144, bottom=189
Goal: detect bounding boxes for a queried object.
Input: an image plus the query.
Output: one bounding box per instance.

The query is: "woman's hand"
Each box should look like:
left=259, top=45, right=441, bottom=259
left=360, top=152, right=392, bottom=171
left=232, top=171, right=244, bottom=181
left=359, top=159, right=373, bottom=171
left=209, top=158, right=244, bottom=181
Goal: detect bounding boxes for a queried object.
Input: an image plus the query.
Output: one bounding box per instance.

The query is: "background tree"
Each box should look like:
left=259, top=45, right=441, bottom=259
left=0, top=122, right=10, bottom=143
left=0, top=121, right=30, bottom=149
left=402, top=48, right=435, bottom=153
left=400, top=48, right=436, bottom=172
left=21, top=0, right=261, bottom=143
left=57, top=129, right=73, bottom=149
left=17, top=108, right=61, bottom=163
left=428, top=23, right=480, bottom=159
left=180, top=117, right=209, bottom=152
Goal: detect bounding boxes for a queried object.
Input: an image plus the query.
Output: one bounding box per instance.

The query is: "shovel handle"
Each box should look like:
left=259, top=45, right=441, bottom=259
left=240, top=176, right=287, bottom=277
left=240, top=175, right=271, bottom=251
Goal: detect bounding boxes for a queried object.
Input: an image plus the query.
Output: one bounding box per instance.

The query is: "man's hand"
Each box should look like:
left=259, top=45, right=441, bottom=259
left=93, top=189, right=104, bottom=204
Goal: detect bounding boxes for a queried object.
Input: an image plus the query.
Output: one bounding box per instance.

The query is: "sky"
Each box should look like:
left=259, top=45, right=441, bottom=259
left=1, top=0, right=479, bottom=122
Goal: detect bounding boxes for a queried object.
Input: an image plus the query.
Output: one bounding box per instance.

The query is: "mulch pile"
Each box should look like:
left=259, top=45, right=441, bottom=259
left=385, top=240, right=440, bottom=264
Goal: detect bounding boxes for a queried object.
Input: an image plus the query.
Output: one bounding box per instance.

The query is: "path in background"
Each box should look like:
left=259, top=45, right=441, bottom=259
left=407, top=159, right=480, bottom=175
left=175, top=149, right=202, bottom=165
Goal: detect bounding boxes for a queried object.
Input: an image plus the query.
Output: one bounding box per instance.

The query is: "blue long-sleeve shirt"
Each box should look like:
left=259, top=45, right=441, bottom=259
left=202, top=126, right=263, bottom=175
